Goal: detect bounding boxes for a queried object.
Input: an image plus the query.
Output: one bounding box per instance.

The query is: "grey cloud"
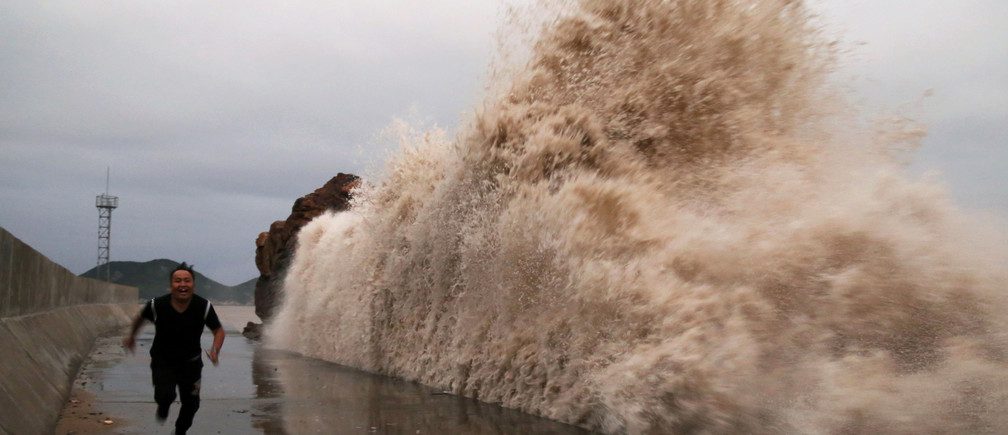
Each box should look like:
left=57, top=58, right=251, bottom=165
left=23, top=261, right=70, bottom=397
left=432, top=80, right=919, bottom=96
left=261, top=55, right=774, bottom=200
left=1, top=0, right=501, bottom=283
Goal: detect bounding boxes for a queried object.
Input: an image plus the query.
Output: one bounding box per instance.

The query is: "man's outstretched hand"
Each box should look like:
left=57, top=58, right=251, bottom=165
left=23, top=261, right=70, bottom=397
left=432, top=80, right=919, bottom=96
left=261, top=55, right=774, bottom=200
left=122, top=335, right=135, bottom=354
left=206, top=348, right=219, bottom=366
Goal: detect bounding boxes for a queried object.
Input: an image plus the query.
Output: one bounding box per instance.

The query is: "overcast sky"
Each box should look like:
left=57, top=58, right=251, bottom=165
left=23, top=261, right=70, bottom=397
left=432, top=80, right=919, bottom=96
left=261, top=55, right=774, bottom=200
left=1, top=1, right=1005, bottom=285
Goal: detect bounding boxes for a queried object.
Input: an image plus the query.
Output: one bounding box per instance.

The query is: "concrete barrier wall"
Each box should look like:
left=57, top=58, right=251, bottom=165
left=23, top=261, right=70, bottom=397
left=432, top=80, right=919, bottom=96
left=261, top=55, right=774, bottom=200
left=0, top=227, right=138, bottom=435
left=0, top=228, right=136, bottom=318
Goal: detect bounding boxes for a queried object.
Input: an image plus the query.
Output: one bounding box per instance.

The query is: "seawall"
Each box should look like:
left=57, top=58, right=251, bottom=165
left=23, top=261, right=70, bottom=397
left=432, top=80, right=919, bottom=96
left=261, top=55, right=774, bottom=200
left=0, top=227, right=137, bottom=434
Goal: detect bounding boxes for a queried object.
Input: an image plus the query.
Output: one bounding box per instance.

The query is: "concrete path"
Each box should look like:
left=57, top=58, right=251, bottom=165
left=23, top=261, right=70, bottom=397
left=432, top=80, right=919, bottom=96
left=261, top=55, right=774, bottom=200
left=56, top=306, right=590, bottom=434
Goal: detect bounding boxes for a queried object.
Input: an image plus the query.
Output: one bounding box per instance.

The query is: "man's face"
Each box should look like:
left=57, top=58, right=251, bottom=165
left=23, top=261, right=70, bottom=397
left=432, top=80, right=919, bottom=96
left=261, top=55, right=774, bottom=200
left=170, top=270, right=195, bottom=302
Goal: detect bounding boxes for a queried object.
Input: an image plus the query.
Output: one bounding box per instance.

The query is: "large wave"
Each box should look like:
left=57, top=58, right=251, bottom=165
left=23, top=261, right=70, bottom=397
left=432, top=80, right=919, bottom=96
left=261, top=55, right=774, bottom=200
left=268, top=0, right=1008, bottom=432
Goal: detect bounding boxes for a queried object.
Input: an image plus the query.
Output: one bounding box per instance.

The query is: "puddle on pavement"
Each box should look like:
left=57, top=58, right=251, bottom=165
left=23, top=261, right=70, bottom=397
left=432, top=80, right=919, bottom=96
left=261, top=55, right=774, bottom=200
left=58, top=306, right=591, bottom=434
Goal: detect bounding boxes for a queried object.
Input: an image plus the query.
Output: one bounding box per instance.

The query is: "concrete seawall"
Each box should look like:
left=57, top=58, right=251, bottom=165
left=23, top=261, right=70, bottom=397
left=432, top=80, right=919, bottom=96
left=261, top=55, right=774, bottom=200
left=0, top=227, right=137, bottom=434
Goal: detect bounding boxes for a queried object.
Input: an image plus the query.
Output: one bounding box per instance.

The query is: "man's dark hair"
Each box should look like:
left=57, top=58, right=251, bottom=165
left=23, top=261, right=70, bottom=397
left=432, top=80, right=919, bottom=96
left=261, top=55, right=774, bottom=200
left=170, top=262, right=196, bottom=284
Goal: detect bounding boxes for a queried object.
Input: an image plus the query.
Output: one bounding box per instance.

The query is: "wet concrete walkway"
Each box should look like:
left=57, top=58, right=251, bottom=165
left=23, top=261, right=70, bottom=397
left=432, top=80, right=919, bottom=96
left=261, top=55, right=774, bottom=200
left=56, top=306, right=589, bottom=434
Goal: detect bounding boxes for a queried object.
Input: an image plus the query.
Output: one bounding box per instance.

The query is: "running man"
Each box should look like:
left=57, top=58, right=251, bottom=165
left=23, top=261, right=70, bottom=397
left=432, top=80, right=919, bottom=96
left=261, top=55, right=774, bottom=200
left=123, top=262, right=225, bottom=434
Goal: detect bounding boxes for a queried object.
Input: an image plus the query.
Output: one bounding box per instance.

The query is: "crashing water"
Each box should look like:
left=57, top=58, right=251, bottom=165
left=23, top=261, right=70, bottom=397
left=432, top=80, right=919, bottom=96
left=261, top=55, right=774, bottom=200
left=268, top=0, right=1008, bottom=432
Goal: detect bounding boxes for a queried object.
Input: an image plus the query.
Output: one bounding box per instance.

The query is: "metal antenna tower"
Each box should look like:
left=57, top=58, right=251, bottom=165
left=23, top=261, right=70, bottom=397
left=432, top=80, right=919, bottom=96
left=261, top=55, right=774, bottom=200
left=95, top=167, right=119, bottom=282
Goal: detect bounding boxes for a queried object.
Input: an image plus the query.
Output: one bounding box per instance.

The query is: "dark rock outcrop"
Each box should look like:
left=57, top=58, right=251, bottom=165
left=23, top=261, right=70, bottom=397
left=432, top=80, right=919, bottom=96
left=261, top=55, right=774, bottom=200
left=254, top=173, right=359, bottom=322
left=242, top=321, right=263, bottom=340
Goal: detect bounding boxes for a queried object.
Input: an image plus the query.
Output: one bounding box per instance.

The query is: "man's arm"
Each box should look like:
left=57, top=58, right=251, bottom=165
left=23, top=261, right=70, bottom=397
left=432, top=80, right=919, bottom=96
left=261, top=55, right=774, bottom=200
left=122, top=313, right=146, bottom=353
left=206, top=327, right=225, bottom=365
left=124, top=300, right=154, bottom=353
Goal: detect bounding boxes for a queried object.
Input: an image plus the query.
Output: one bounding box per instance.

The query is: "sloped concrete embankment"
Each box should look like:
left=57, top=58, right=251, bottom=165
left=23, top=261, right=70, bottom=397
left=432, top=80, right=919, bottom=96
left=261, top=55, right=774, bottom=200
left=0, top=227, right=137, bottom=434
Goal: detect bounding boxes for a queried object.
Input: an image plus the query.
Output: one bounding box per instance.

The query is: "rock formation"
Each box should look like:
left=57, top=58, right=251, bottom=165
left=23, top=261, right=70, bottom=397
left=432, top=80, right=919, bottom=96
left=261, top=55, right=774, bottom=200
left=253, top=173, right=359, bottom=322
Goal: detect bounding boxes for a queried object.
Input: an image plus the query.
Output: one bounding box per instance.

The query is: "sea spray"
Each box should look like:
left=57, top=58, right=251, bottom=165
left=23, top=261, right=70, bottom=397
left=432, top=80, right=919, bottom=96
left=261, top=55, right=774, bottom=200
left=268, top=0, right=1008, bottom=432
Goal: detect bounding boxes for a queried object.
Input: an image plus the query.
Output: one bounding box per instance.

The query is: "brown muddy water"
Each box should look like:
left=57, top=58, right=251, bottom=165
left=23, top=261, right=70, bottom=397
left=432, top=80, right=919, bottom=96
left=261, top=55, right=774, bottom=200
left=270, top=1, right=1008, bottom=432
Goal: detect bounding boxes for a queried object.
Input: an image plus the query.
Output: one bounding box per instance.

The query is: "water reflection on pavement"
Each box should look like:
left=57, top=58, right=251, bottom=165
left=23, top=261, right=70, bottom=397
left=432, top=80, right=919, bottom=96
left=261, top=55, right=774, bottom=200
left=251, top=347, right=589, bottom=434
left=60, top=307, right=589, bottom=434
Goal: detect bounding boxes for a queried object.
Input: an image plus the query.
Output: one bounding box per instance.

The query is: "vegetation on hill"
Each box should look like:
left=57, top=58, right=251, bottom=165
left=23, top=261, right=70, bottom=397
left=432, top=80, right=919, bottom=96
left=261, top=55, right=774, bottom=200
left=81, top=259, right=255, bottom=304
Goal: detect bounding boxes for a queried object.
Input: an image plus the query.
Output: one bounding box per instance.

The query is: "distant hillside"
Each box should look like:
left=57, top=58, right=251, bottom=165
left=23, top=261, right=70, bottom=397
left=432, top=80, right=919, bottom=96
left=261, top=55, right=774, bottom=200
left=81, top=259, right=255, bottom=304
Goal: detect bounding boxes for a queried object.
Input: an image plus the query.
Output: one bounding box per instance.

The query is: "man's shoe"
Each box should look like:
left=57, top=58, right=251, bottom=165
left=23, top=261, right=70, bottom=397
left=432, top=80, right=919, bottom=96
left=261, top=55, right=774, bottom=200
left=155, top=404, right=169, bottom=424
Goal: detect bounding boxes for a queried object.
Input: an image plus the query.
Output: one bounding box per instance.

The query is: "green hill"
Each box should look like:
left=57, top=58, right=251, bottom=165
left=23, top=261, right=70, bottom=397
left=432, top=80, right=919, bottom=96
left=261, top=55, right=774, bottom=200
left=81, top=259, right=255, bottom=304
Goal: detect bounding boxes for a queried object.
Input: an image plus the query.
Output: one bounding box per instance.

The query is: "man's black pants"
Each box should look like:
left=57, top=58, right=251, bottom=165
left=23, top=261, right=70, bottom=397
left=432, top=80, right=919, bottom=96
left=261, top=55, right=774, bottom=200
left=151, top=358, right=202, bottom=433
